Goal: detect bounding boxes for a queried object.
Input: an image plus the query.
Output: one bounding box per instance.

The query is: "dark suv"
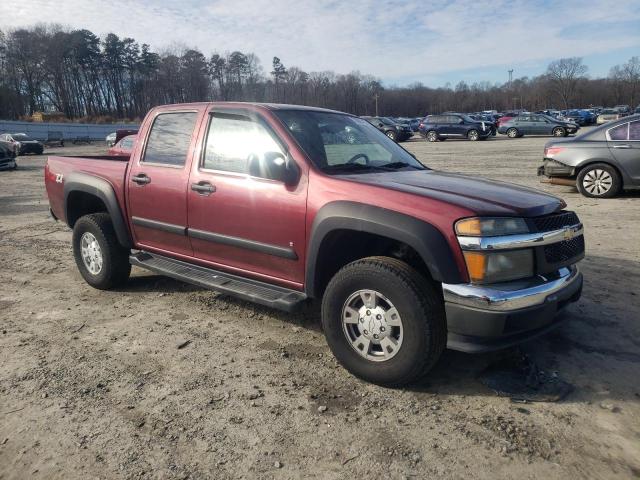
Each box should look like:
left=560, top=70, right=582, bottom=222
left=361, top=116, right=413, bottom=142
left=419, top=114, right=494, bottom=142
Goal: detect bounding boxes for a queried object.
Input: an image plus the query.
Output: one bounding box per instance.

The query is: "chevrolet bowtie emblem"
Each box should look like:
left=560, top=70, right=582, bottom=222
left=563, top=227, right=575, bottom=241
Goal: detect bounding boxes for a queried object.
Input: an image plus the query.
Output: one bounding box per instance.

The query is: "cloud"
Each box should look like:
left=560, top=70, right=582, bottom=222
left=1, top=0, right=639, bottom=84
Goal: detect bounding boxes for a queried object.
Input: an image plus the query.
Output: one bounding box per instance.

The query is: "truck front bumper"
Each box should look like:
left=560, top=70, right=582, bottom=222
left=442, top=265, right=582, bottom=353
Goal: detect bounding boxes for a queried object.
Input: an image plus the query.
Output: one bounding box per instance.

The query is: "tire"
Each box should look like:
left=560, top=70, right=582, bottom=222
left=321, top=256, right=446, bottom=387
left=576, top=163, right=621, bottom=198
left=72, top=213, right=131, bottom=289
left=426, top=130, right=438, bottom=142
left=552, top=127, right=565, bottom=137
left=506, top=128, right=519, bottom=138
left=386, top=130, right=398, bottom=142
left=467, top=129, right=479, bottom=141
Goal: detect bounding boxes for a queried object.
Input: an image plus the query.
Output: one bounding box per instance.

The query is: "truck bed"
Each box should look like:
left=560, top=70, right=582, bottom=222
left=45, top=155, right=130, bottom=225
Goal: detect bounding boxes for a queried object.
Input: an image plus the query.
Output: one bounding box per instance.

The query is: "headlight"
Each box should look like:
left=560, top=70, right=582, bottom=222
left=463, top=249, right=534, bottom=284
left=455, top=217, right=529, bottom=236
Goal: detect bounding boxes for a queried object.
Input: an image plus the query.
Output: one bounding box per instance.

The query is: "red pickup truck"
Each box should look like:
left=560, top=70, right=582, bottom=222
left=45, top=102, right=585, bottom=386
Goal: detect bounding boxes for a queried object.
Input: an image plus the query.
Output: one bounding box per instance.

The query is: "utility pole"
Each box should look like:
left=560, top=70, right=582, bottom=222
left=373, top=93, right=379, bottom=116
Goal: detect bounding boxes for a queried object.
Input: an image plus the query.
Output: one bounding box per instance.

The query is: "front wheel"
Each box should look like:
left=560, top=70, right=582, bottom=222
left=467, top=129, right=479, bottom=141
left=576, top=163, right=621, bottom=198
left=72, top=213, right=131, bottom=289
left=321, top=257, right=446, bottom=387
left=506, top=128, right=519, bottom=138
left=386, top=130, right=397, bottom=142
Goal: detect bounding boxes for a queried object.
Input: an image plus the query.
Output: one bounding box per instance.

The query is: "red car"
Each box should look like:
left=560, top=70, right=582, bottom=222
left=44, top=102, right=584, bottom=386
left=107, top=134, right=137, bottom=157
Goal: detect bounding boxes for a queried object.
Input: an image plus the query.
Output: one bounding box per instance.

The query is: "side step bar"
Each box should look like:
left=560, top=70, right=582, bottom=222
left=129, top=251, right=307, bottom=312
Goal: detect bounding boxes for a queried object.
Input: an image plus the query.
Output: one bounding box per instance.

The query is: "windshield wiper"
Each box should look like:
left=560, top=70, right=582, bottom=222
left=382, top=162, right=423, bottom=170
left=323, top=163, right=389, bottom=173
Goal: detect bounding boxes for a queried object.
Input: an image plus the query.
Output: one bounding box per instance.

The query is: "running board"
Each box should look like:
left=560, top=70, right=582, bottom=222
left=129, top=252, right=307, bottom=312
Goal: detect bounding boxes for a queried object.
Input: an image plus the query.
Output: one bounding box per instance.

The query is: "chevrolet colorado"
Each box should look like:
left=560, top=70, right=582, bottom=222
left=45, top=102, right=585, bottom=386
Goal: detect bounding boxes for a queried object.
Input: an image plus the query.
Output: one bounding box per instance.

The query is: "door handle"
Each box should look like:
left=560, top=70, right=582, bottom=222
left=191, top=182, right=216, bottom=195
left=131, top=173, right=151, bottom=185
left=612, top=144, right=631, bottom=149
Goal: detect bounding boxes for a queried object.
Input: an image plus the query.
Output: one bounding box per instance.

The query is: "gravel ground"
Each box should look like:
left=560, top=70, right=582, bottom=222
left=1, top=131, right=639, bottom=479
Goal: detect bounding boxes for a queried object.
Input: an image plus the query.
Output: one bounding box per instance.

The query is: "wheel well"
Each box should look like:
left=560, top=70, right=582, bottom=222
left=575, top=161, right=623, bottom=180
left=66, top=191, right=108, bottom=227
left=312, top=230, right=433, bottom=298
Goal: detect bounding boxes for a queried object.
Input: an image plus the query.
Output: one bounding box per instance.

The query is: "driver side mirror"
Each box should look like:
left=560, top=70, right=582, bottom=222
left=378, top=123, right=384, bottom=128
left=256, top=151, right=299, bottom=186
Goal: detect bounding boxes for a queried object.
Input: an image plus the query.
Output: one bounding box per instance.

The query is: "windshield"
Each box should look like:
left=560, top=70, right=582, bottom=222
left=461, top=114, right=477, bottom=123
left=13, top=134, right=30, bottom=141
left=273, top=110, right=426, bottom=174
left=378, top=117, right=396, bottom=126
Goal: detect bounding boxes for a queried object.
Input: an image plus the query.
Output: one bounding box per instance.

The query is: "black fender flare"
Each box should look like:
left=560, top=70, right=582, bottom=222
left=63, top=172, right=132, bottom=248
left=305, top=201, right=463, bottom=298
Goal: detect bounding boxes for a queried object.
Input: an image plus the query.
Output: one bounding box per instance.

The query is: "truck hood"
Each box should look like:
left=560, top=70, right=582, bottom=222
left=338, top=169, right=564, bottom=217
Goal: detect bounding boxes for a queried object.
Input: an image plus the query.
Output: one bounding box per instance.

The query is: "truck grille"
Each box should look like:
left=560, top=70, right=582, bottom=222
left=544, top=236, right=585, bottom=264
left=531, top=211, right=579, bottom=232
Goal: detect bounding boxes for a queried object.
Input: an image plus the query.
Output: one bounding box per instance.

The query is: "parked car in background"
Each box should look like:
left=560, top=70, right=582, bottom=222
left=419, top=113, right=494, bottom=141
left=106, top=132, right=117, bottom=147
left=361, top=116, right=412, bottom=142
left=391, top=117, right=420, bottom=132
left=45, top=131, right=65, bottom=147
left=107, top=135, right=137, bottom=157
left=499, top=114, right=579, bottom=138
left=597, top=109, right=622, bottom=124
left=106, top=128, right=139, bottom=147
left=536, top=109, right=562, bottom=118
left=0, top=133, right=44, bottom=155
left=538, top=114, right=640, bottom=198
left=468, top=113, right=497, bottom=127
left=614, top=105, right=631, bottom=116
left=0, top=142, right=17, bottom=170
left=496, top=111, right=521, bottom=128
left=563, top=110, right=595, bottom=126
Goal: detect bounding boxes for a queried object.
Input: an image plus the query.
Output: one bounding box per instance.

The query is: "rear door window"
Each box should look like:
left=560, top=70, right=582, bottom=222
left=142, top=112, right=198, bottom=166
left=608, top=123, right=629, bottom=141
left=628, top=121, right=640, bottom=140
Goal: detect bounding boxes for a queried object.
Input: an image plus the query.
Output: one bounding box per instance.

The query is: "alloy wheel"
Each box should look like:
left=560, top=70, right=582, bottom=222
left=80, top=232, right=103, bottom=275
left=341, top=289, right=403, bottom=362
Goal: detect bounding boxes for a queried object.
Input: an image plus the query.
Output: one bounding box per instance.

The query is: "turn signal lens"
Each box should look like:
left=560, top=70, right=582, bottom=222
left=455, top=218, right=482, bottom=236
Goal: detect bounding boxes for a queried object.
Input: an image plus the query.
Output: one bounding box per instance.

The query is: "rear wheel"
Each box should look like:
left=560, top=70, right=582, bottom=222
left=577, top=163, right=621, bottom=198
left=506, top=128, right=519, bottom=138
left=386, top=130, right=397, bottom=142
left=467, top=129, right=479, bottom=141
left=552, top=127, right=565, bottom=137
left=72, top=213, right=131, bottom=289
left=426, top=130, right=438, bottom=142
left=321, top=257, right=446, bottom=387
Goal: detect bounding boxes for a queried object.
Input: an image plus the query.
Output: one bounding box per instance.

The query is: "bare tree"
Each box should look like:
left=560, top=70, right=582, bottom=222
left=546, top=57, right=588, bottom=109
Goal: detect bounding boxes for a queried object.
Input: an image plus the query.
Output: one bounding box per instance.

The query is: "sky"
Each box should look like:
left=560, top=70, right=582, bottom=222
left=1, top=0, right=640, bottom=87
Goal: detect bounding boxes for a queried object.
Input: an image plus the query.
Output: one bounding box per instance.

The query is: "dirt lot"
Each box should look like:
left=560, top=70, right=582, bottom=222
left=1, top=132, right=639, bottom=479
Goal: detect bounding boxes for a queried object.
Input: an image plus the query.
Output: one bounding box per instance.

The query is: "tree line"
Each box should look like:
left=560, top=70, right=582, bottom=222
left=0, top=24, right=639, bottom=122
